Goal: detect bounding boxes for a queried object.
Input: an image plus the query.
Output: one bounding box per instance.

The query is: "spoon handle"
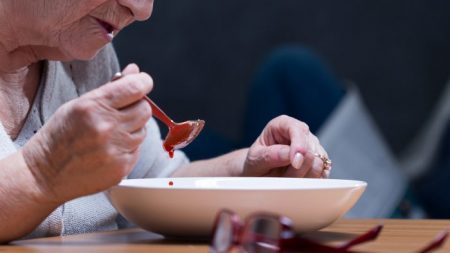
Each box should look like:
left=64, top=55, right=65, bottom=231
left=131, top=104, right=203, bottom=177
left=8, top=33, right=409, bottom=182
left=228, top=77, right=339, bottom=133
left=111, top=72, right=174, bottom=128
left=143, top=96, right=175, bottom=127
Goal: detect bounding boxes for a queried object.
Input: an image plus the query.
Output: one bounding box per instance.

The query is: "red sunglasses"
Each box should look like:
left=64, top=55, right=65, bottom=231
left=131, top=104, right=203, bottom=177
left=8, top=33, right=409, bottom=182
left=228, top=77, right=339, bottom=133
left=209, top=209, right=448, bottom=253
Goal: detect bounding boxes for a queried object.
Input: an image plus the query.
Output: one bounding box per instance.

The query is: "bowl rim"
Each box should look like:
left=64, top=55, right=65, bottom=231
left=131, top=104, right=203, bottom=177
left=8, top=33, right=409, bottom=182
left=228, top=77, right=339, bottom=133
left=113, top=177, right=368, bottom=191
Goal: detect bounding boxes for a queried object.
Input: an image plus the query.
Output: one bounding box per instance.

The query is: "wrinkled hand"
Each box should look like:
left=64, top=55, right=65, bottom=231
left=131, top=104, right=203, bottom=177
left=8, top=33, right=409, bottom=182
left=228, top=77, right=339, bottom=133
left=242, top=115, right=330, bottom=178
left=22, top=64, right=152, bottom=203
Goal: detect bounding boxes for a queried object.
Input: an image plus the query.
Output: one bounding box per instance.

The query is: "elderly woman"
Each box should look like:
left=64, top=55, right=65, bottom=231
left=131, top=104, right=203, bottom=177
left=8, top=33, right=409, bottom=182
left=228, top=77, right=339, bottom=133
left=0, top=0, right=329, bottom=242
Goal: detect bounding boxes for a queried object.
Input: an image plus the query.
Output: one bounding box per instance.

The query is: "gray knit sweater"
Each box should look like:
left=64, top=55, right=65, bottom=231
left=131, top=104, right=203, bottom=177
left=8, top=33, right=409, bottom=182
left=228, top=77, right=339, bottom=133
left=0, top=44, right=188, bottom=238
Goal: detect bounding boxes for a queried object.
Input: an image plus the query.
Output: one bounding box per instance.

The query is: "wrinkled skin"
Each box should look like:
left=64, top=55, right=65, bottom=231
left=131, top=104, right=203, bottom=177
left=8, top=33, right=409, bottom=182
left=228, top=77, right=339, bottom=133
left=0, top=0, right=153, bottom=68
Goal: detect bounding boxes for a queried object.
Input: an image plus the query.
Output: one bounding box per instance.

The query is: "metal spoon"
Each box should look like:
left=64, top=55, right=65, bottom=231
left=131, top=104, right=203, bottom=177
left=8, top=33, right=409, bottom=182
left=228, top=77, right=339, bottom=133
left=112, top=72, right=205, bottom=158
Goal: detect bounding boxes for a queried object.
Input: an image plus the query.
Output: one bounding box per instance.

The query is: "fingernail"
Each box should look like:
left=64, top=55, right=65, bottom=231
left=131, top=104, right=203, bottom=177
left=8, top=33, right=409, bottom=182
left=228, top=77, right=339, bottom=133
left=279, top=146, right=290, bottom=161
left=312, top=158, right=323, bottom=176
left=292, top=152, right=304, bottom=169
left=112, top=72, right=122, bottom=81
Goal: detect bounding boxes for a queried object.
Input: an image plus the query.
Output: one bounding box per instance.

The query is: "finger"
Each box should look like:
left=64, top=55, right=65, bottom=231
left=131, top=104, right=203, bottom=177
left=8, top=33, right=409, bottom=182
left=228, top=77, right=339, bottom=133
left=322, top=168, right=331, bottom=178
left=285, top=153, right=311, bottom=178
left=121, top=63, right=140, bottom=75
left=290, top=131, right=311, bottom=170
left=282, top=151, right=313, bottom=177
left=291, top=152, right=305, bottom=171
left=248, top=145, right=292, bottom=173
left=112, top=126, right=147, bottom=154
left=280, top=118, right=324, bottom=177
left=309, top=134, right=328, bottom=158
left=118, top=100, right=152, bottom=133
left=112, top=64, right=140, bottom=81
left=128, top=127, right=147, bottom=152
left=307, top=134, right=320, bottom=154
left=282, top=165, right=308, bottom=177
left=306, top=134, right=329, bottom=178
left=305, top=157, right=324, bottom=178
left=284, top=118, right=310, bottom=165
left=93, top=72, right=153, bottom=109
left=297, top=151, right=315, bottom=177
left=114, top=146, right=143, bottom=179
left=260, top=116, right=310, bottom=161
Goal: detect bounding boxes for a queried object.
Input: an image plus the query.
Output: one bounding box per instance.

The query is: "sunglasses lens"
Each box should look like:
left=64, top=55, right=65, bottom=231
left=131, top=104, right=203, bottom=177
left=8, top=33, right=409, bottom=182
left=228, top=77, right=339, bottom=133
left=211, top=212, right=234, bottom=253
left=241, top=216, right=281, bottom=253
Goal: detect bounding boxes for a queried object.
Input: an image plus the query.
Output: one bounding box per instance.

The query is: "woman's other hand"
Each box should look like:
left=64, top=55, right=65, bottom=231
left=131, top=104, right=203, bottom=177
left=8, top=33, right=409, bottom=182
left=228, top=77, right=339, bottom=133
left=242, top=115, right=330, bottom=178
left=21, top=64, right=153, bottom=204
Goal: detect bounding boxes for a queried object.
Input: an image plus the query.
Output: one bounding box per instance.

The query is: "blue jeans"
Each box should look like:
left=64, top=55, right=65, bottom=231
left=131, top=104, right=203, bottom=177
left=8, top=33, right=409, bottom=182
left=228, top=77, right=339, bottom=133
left=184, top=46, right=345, bottom=160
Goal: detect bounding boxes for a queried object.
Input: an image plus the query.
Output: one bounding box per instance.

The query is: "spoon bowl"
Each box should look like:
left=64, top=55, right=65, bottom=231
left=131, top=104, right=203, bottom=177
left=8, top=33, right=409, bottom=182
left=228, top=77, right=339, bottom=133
left=162, top=119, right=205, bottom=156
left=142, top=96, right=205, bottom=157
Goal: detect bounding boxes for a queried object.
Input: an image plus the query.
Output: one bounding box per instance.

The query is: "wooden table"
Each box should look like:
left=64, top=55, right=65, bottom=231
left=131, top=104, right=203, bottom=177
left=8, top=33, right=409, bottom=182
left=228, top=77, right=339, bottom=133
left=3, top=219, right=450, bottom=252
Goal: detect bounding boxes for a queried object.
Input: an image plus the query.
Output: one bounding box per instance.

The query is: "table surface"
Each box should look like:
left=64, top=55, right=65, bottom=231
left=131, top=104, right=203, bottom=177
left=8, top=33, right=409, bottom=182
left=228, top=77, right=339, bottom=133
left=3, top=219, right=450, bottom=252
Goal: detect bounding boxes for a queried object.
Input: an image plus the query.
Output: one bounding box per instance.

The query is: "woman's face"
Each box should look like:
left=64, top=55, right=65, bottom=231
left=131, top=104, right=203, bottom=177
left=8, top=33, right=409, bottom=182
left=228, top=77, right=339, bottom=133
left=8, top=0, right=154, bottom=61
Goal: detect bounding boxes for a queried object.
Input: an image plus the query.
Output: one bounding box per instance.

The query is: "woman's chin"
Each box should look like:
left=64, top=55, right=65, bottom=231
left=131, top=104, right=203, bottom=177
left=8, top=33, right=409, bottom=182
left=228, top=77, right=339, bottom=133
left=74, top=50, right=103, bottom=61
left=64, top=43, right=108, bottom=61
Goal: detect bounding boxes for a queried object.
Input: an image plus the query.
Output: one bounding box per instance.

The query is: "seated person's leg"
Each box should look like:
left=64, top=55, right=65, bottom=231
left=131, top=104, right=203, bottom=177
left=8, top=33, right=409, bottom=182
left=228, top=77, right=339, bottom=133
left=241, top=45, right=345, bottom=146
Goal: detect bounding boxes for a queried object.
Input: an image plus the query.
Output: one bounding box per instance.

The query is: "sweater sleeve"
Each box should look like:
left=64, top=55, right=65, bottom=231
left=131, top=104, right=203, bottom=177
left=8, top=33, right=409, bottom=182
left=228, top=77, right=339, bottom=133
left=128, top=118, right=189, bottom=179
left=0, top=123, right=16, bottom=160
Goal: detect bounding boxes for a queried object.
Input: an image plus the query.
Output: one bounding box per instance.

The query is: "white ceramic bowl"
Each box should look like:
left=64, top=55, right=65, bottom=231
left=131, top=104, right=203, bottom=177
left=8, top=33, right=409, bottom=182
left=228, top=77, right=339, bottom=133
left=108, top=177, right=366, bottom=237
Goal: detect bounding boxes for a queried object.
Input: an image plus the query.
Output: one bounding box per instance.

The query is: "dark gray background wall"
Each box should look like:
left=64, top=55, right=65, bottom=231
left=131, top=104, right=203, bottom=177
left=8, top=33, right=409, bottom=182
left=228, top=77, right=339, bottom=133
left=114, top=0, right=450, bottom=154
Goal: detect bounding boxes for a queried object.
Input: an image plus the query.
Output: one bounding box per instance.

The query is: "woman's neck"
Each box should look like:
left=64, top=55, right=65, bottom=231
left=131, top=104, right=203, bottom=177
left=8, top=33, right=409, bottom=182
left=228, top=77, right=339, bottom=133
left=0, top=61, right=42, bottom=140
left=0, top=2, right=50, bottom=138
left=0, top=11, right=42, bottom=107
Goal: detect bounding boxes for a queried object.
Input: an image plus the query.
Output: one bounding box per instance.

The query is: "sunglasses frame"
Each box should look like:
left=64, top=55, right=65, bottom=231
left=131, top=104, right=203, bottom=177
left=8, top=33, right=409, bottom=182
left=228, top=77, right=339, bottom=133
left=210, top=209, right=382, bottom=253
left=210, top=209, right=448, bottom=253
left=210, top=209, right=291, bottom=253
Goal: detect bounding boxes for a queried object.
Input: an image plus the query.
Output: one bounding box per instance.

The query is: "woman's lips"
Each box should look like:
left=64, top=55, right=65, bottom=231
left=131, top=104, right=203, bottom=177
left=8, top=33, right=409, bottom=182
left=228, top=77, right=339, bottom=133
left=94, top=18, right=117, bottom=40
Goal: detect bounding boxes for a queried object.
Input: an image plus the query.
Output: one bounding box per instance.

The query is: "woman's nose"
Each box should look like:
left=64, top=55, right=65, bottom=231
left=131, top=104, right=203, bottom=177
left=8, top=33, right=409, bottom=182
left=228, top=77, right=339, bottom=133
left=117, top=0, right=154, bottom=21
